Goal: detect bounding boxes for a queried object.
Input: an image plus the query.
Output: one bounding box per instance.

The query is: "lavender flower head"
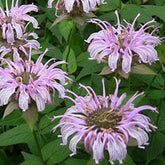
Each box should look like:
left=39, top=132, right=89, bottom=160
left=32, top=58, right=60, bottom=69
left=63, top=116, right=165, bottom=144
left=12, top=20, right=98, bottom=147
left=0, top=0, right=39, bottom=61
left=53, top=78, right=157, bottom=164
left=0, top=31, right=40, bottom=61
left=48, top=0, right=105, bottom=16
left=86, top=11, right=161, bottom=74
left=0, top=49, right=70, bottom=112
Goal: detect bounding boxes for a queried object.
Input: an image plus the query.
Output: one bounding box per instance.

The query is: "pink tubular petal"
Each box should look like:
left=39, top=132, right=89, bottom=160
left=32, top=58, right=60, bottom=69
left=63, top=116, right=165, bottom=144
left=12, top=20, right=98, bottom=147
left=35, top=94, right=45, bottom=111
left=19, top=87, right=29, bottom=111
left=69, top=133, right=83, bottom=156
left=65, top=0, right=75, bottom=13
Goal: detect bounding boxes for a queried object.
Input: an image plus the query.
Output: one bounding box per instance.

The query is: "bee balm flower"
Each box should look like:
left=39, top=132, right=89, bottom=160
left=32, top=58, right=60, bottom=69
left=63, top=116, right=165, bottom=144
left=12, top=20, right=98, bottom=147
left=86, top=11, right=161, bottom=74
left=0, top=0, right=39, bottom=61
left=0, top=49, right=70, bottom=111
left=53, top=78, right=157, bottom=164
left=48, top=0, right=105, bottom=16
left=0, top=0, right=38, bottom=42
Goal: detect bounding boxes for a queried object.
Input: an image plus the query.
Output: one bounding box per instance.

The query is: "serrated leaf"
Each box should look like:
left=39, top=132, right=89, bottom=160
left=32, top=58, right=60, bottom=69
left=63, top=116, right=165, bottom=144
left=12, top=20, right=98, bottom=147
left=0, top=124, right=33, bottom=146
left=59, top=20, right=73, bottom=41
left=41, top=139, right=71, bottom=165
left=131, top=64, right=157, bottom=75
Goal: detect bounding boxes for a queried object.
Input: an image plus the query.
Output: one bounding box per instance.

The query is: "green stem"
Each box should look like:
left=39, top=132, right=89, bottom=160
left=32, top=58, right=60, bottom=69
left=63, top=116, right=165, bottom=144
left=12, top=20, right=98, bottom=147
left=66, top=22, right=76, bottom=64
left=32, top=130, right=45, bottom=165
left=138, top=0, right=141, bottom=5
left=119, top=0, right=122, bottom=9
left=109, top=72, right=119, bottom=94
left=128, top=74, right=131, bottom=92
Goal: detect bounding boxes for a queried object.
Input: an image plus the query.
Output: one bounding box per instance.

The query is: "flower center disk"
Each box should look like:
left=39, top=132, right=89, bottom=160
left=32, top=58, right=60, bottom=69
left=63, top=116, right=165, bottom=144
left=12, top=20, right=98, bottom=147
left=86, top=108, right=122, bottom=130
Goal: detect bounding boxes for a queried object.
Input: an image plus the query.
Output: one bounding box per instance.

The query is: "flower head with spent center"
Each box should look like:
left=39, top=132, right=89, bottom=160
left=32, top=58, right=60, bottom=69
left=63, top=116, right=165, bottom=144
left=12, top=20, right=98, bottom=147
left=0, top=31, right=40, bottom=62
left=53, top=78, right=157, bottom=164
left=0, top=0, right=38, bottom=44
left=48, top=0, right=105, bottom=26
left=48, top=0, right=105, bottom=16
left=86, top=11, right=161, bottom=74
left=0, top=49, right=70, bottom=112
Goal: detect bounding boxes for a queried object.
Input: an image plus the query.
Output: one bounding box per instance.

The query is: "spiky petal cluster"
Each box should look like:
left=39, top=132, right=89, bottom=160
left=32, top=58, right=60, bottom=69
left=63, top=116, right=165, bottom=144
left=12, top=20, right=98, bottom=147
left=86, top=11, right=161, bottom=73
left=0, top=32, right=40, bottom=61
left=53, top=78, right=157, bottom=164
left=0, top=49, right=70, bottom=112
left=48, top=0, right=105, bottom=15
left=0, top=0, right=39, bottom=60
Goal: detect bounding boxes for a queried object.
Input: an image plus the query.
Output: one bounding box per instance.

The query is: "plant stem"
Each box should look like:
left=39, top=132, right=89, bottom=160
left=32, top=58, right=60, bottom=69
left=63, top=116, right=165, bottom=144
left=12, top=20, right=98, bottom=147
left=119, top=0, right=122, bottom=9
left=66, top=22, right=76, bottom=63
left=32, top=130, right=45, bottom=165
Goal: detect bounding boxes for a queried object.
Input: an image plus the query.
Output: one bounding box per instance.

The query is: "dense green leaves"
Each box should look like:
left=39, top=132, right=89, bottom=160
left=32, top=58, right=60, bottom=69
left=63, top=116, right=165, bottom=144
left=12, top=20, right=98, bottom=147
left=41, top=139, right=71, bottom=165
left=0, top=124, right=33, bottom=146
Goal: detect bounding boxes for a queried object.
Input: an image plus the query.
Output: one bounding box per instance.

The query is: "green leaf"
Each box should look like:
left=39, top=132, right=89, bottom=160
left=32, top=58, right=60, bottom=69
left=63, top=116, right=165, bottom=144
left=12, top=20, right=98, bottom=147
left=143, top=5, right=165, bottom=22
left=62, top=46, right=77, bottom=73
left=40, top=42, right=63, bottom=60
left=0, top=124, right=33, bottom=146
left=21, top=151, right=40, bottom=161
left=63, top=158, right=88, bottom=165
left=41, top=139, right=71, bottom=165
left=0, top=110, right=25, bottom=126
left=59, top=20, right=73, bottom=41
left=22, top=105, right=38, bottom=131
left=145, top=132, right=165, bottom=164
left=120, top=4, right=152, bottom=23
left=99, top=0, right=120, bottom=12
left=77, top=52, right=89, bottom=67
left=132, top=64, right=157, bottom=75
left=46, top=21, right=63, bottom=44
left=0, top=149, right=10, bottom=165
left=0, top=1, right=4, bottom=10
left=39, top=107, right=67, bottom=134
left=20, top=160, right=42, bottom=165
left=148, top=159, right=165, bottom=165
left=76, top=60, right=105, bottom=80
left=147, top=90, right=165, bottom=99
